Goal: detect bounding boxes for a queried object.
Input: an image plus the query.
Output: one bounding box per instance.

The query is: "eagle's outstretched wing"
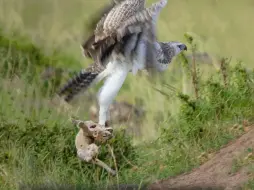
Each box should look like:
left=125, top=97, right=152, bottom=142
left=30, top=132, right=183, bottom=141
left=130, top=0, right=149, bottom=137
left=82, top=0, right=125, bottom=58
left=81, top=0, right=145, bottom=63
left=84, top=1, right=120, bottom=35
left=94, top=0, right=145, bottom=42
left=82, top=0, right=167, bottom=73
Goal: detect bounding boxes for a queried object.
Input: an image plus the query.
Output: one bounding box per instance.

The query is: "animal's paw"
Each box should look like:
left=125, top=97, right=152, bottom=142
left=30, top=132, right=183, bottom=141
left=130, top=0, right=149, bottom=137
left=77, top=143, right=99, bottom=162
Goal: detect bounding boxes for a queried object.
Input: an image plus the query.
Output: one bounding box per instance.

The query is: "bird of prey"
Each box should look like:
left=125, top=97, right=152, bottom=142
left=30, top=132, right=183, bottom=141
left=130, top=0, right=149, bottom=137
left=58, top=0, right=187, bottom=132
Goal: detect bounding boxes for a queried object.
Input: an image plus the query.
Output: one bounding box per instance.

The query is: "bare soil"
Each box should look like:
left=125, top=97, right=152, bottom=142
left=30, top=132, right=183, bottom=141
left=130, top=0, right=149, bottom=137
left=148, top=126, right=254, bottom=190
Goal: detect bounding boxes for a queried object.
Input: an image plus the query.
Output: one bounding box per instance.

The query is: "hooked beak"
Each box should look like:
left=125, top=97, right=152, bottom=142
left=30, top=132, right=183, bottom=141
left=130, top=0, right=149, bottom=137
left=178, top=44, right=187, bottom=51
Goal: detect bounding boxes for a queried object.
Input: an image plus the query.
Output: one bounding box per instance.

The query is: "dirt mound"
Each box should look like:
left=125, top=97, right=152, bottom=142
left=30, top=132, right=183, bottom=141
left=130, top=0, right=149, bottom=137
left=148, top=126, right=254, bottom=190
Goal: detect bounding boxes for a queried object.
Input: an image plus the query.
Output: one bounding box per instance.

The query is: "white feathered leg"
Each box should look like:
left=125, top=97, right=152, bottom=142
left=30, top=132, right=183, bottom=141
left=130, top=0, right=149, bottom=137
left=97, top=61, right=129, bottom=127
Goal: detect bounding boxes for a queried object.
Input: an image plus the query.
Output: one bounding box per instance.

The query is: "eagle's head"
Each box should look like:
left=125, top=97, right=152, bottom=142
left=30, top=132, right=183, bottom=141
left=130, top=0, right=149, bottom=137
left=155, top=41, right=187, bottom=71
left=158, top=41, right=187, bottom=58
left=166, top=41, right=187, bottom=56
left=158, top=41, right=187, bottom=61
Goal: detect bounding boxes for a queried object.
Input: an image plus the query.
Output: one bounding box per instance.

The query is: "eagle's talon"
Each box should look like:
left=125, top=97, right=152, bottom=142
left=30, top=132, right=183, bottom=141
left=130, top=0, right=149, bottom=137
left=93, top=125, right=113, bottom=143
left=105, top=127, right=113, bottom=133
left=105, top=121, right=114, bottom=133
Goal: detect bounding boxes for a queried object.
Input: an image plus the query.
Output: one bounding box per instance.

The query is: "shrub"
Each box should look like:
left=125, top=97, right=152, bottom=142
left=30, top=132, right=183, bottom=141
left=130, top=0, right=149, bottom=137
left=159, top=34, right=254, bottom=147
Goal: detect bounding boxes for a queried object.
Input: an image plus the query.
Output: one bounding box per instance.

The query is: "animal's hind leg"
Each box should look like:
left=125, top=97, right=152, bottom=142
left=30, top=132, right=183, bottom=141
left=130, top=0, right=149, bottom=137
left=97, top=67, right=129, bottom=129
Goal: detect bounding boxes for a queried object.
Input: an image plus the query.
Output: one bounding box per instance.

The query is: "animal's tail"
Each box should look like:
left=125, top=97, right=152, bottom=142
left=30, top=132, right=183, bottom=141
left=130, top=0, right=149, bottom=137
left=57, top=64, right=104, bottom=102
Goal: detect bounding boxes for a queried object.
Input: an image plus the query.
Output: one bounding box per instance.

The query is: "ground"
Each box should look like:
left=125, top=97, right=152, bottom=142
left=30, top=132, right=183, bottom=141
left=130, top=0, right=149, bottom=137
left=148, top=126, right=254, bottom=190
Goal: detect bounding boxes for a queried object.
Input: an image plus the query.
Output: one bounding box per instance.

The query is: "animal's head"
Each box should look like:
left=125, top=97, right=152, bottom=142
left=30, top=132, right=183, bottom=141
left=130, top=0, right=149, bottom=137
left=162, top=41, right=187, bottom=59
left=156, top=41, right=187, bottom=71
left=168, top=41, right=187, bottom=55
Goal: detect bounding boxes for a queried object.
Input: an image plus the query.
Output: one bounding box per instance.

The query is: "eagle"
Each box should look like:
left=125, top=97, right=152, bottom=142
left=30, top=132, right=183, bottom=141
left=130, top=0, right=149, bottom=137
left=58, top=0, right=187, bottom=134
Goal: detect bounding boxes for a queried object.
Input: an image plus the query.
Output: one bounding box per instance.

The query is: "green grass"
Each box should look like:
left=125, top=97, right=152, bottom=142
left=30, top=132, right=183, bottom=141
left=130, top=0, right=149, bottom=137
left=1, top=0, right=254, bottom=189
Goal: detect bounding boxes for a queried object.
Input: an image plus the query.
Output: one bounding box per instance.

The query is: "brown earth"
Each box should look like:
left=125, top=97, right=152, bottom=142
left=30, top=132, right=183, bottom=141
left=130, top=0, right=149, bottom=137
left=147, top=126, right=254, bottom=190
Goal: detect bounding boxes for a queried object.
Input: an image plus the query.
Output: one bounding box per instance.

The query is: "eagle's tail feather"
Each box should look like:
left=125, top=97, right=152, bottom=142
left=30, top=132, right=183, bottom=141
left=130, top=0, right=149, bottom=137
left=58, top=67, right=102, bottom=102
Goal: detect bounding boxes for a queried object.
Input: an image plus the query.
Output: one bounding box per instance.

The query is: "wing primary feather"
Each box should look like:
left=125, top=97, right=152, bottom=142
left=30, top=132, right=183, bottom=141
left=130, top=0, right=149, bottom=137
left=81, top=0, right=122, bottom=60
left=116, top=0, right=167, bottom=40
left=81, top=0, right=167, bottom=68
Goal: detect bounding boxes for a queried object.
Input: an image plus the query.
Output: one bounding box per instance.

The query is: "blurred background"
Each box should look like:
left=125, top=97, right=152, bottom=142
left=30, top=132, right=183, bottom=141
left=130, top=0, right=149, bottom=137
left=1, top=0, right=254, bottom=64
left=0, top=0, right=254, bottom=189
left=2, top=0, right=253, bottom=138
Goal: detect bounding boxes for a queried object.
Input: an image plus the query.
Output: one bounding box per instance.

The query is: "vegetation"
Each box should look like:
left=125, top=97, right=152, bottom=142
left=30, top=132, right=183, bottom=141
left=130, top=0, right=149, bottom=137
left=230, top=148, right=253, bottom=175
left=0, top=0, right=254, bottom=189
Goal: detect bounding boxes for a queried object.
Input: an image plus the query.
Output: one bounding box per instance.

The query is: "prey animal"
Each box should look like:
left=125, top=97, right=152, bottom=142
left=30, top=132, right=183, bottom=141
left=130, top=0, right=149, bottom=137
left=58, top=0, right=187, bottom=137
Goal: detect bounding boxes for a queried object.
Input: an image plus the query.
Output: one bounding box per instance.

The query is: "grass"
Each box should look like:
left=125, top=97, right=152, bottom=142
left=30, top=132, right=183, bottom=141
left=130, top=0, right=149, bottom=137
left=231, top=148, right=253, bottom=174
left=0, top=0, right=254, bottom=189
left=244, top=179, right=254, bottom=190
